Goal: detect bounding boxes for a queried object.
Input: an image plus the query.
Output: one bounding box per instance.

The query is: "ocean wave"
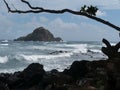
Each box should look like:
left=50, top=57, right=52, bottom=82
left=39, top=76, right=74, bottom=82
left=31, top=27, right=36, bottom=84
left=0, top=41, right=106, bottom=73
left=1, top=40, right=8, bottom=43
left=30, top=46, right=69, bottom=52
left=29, top=43, right=98, bottom=55
left=111, top=43, right=116, bottom=46
left=0, top=56, right=8, bottom=63
left=0, top=43, right=9, bottom=46
left=31, top=46, right=53, bottom=50
left=0, top=67, right=24, bottom=73
left=88, top=44, right=102, bottom=48
left=20, top=53, right=73, bottom=62
left=65, top=44, right=88, bottom=53
left=89, top=49, right=102, bottom=53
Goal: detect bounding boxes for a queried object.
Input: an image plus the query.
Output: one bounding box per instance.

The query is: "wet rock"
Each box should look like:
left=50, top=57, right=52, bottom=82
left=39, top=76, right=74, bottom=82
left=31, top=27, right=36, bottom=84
left=0, top=82, right=9, bottom=90
left=11, top=63, right=46, bottom=88
left=49, top=50, right=68, bottom=54
left=63, top=60, right=88, bottom=79
left=19, top=63, right=45, bottom=78
left=0, top=59, right=120, bottom=90
left=51, top=69, right=59, bottom=74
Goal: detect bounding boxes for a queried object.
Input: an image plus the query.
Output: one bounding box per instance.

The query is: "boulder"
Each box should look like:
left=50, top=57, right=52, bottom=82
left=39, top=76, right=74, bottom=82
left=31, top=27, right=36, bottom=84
left=63, top=60, right=88, bottom=79
left=19, top=63, right=45, bottom=79
left=15, top=27, right=62, bottom=41
left=15, top=63, right=46, bottom=87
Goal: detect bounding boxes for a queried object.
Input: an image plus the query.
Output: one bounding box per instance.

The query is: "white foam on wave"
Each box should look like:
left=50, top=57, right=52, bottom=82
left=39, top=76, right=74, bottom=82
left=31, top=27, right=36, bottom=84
left=90, top=49, right=102, bottom=53
left=31, top=46, right=47, bottom=50
left=88, top=44, right=101, bottom=48
left=1, top=40, right=8, bottom=43
left=0, top=67, right=24, bottom=73
left=0, top=43, right=9, bottom=46
left=31, top=46, right=68, bottom=51
left=110, top=43, right=117, bottom=46
left=20, top=52, right=73, bottom=62
left=102, top=42, right=116, bottom=46
left=0, top=56, right=8, bottom=63
left=66, top=44, right=88, bottom=53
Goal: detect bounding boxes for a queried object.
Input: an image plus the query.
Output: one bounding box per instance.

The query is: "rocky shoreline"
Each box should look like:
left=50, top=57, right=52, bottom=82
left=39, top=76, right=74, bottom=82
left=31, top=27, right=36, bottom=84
left=0, top=59, right=120, bottom=90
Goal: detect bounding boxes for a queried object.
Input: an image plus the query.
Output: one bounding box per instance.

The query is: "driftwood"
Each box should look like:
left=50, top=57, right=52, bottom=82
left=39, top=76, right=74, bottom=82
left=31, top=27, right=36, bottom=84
left=101, top=38, right=120, bottom=59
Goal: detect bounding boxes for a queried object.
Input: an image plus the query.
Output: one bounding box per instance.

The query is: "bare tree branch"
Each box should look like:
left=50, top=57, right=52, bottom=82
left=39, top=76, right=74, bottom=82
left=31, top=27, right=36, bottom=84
left=3, top=0, right=120, bottom=32
left=21, top=0, right=43, bottom=10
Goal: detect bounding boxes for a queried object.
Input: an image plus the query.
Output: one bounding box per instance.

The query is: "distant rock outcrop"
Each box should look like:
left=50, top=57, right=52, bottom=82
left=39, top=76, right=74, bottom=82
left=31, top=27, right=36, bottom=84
left=14, top=27, right=62, bottom=41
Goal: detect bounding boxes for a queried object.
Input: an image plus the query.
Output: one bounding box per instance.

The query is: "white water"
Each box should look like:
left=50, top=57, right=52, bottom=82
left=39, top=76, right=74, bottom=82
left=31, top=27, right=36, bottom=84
left=0, top=56, right=8, bottom=63
left=0, top=41, right=107, bottom=73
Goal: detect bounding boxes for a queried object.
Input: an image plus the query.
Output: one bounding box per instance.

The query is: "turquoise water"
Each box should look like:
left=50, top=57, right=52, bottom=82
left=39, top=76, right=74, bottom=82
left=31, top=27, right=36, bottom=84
left=0, top=40, right=106, bottom=73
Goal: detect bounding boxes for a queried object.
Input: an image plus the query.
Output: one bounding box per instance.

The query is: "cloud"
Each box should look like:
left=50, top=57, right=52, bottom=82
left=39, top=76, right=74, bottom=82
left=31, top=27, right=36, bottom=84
left=45, top=18, right=119, bottom=41
left=99, top=0, right=120, bottom=10
left=45, top=18, right=80, bottom=40
left=0, top=13, right=16, bottom=39
left=96, top=10, right=106, bottom=17
left=49, top=18, right=79, bottom=30
left=39, top=16, right=48, bottom=23
left=0, top=13, right=42, bottom=39
left=0, top=14, right=13, bottom=28
left=13, top=16, right=44, bottom=37
left=79, top=22, right=119, bottom=41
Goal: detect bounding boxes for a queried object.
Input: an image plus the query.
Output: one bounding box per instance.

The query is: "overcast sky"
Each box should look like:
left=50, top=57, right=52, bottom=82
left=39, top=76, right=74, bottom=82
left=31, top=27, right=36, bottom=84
left=0, top=0, right=120, bottom=41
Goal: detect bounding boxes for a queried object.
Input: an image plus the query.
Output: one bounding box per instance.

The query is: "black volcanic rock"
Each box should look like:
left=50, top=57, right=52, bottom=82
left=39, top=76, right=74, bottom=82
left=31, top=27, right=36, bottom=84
left=63, top=60, right=88, bottom=79
left=19, top=63, right=45, bottom=79
left=11, top=63, right=46, bottom=88
left=1, top=59, right=120, bottom=90
left=15, top=27, right=62, bottom=41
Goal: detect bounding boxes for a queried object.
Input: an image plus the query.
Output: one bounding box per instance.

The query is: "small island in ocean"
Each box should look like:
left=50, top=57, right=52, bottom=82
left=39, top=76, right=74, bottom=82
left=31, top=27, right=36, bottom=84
left=14, top=27, right=62, bottom=41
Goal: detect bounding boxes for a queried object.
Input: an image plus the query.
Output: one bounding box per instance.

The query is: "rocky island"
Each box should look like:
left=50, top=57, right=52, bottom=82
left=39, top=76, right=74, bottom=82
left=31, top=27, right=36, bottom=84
left=14, top=27, right=62, bottom=41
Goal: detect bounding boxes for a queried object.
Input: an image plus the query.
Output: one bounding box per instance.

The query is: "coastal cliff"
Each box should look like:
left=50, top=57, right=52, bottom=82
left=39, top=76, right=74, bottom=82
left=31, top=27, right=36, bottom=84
left=14, top=27, right=62, bottom=41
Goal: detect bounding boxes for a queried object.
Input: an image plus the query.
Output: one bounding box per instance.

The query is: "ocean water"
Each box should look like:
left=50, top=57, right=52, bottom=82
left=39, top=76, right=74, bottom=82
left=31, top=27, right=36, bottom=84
left=0, top=40, right=107, bottom=73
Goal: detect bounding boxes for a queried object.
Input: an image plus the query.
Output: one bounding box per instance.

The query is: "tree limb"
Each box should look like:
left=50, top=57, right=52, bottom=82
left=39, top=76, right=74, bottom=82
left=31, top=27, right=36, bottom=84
left=3, top=0, right=120, bottom=32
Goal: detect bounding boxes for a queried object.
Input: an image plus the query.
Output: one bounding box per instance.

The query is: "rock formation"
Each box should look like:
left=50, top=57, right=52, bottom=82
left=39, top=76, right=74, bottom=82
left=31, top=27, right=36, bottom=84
left=0, top=59, right=120, bottom=90
left=14, top=27, right=62, bottom=41
left=101, top=38, right=120, bottom=59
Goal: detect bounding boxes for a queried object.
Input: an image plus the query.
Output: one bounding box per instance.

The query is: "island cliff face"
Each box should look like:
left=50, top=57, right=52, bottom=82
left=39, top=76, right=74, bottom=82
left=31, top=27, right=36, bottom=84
left=14, top=27, right=62, bottom=41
